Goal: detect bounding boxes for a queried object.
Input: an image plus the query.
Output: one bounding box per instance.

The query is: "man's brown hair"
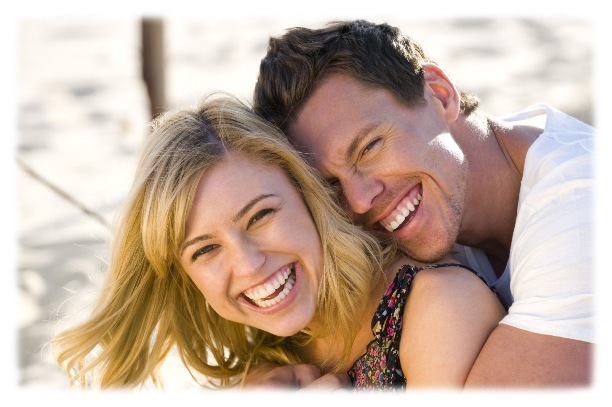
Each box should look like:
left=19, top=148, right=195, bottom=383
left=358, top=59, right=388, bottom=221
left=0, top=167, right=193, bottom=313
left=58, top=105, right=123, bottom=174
left=253, top=19, right=479, bottom=132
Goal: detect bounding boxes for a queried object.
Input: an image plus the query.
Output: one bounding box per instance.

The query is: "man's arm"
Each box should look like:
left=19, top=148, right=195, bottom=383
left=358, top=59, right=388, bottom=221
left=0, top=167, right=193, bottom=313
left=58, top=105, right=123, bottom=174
left=467, top=123, right=595, bottom=387
left=465, top=324, right=593, bottom=387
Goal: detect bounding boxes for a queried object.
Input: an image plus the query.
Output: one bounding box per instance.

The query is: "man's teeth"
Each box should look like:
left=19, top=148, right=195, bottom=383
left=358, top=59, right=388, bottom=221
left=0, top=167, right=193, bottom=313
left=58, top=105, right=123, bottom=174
left=244, top=267, right=296, bottom=308
left=384, top=193, right=422, bottom=232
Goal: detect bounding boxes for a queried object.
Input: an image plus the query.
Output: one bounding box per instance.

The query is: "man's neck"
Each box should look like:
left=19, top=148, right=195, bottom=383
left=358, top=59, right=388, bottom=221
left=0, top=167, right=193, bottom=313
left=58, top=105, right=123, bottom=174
left=487, top=252, right=509, bottom=278
left=453, top=112, right=534, bottom=268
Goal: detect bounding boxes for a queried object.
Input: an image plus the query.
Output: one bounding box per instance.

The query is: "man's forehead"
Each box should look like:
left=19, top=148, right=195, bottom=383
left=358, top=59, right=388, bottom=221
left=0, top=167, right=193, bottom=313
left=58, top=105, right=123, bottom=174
left=287, top=135, right=333, bottom=177
left=289, top=131, right=346, bottom=175
left=286, top=73, right=380, bottom=172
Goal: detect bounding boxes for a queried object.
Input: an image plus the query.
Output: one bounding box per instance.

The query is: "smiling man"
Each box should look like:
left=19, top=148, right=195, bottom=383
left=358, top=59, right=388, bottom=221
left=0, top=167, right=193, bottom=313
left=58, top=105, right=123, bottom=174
left=251, top=19, right=595, bottom=387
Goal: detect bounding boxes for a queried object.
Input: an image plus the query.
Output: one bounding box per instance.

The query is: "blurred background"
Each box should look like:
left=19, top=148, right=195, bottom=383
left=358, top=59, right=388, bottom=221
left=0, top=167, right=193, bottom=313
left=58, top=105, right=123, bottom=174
left=8, top=9, right=606, bottom=395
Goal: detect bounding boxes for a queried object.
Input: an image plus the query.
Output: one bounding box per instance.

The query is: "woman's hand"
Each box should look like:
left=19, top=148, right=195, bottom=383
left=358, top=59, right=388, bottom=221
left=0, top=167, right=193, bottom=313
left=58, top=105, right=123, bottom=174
left=243, top=363, right=351, bottom=390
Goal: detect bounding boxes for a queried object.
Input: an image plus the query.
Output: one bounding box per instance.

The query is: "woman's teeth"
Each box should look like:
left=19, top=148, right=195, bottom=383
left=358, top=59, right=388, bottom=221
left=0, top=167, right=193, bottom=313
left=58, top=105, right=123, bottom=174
left=243, top=266, right=296, bottom=308
left=383, top=193, right=422, bottom=232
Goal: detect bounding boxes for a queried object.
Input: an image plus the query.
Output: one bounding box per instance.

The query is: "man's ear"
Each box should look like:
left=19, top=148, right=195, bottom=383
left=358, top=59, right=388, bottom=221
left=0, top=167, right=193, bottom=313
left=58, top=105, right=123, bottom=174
left=423, top=64, right=460, bottom=124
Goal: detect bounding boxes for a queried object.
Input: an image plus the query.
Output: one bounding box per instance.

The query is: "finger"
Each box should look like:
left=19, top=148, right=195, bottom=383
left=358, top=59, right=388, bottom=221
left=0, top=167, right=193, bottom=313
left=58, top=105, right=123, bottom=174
left=300, top=373, right=352, bottom=390
left=292, top=364, right=324, bottom=387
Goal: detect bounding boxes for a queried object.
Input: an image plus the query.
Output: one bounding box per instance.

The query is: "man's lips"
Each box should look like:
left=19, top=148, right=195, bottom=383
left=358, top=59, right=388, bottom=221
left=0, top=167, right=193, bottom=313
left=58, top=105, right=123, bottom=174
left=379, top=186, right=422, bottom=233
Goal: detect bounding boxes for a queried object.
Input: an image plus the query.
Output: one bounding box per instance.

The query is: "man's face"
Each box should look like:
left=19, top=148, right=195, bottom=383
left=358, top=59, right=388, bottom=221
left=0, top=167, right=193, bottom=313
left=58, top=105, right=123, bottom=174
left=287, top=73, right=468, bottom=262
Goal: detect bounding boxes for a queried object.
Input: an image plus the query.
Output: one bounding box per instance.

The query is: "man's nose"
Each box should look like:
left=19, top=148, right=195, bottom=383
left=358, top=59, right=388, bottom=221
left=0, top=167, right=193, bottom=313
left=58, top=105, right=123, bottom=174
left=341, top=173, right=383, bottom=219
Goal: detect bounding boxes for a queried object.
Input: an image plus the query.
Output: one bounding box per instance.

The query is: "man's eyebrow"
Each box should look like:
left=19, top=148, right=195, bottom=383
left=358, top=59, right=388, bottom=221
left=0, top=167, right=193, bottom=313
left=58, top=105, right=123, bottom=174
left=346, top=121, right=382, bottom=160
left=180, top=193, right=276, bottom=256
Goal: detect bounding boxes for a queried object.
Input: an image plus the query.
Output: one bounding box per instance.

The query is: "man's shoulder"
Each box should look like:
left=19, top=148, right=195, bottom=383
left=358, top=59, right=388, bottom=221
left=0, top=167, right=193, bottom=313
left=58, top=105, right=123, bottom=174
left=502, top=103, right=594, bottom=134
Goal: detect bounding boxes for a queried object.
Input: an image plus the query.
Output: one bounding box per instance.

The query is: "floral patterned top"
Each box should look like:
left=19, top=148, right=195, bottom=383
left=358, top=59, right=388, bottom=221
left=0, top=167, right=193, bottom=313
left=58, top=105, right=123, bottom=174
left=347, top=263, right=508, bottom=390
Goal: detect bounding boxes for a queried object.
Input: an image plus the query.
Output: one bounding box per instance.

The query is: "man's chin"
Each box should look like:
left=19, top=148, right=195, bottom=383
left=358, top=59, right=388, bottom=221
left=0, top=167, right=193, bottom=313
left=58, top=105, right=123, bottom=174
left=368, top=227, right=455, bottom=263
left=398, top=242, right=454, bottom=264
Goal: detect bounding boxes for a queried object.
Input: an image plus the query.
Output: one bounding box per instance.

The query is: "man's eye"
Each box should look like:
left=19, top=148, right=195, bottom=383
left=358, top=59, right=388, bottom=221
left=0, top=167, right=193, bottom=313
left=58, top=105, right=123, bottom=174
left=327, top=178, right=342, bottom=193
left=361, top=137, right=381, bottom=156
left=326, top=179, right=347, bottom=205
left=247, top=208, right=276, bottom=229
left=191, top=244, right=219, bottom=262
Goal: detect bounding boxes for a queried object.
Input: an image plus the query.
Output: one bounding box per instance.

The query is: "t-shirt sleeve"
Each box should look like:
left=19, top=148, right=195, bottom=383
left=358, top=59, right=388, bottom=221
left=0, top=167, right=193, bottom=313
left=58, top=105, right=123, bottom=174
left=500, top=131, right=595, bottom=343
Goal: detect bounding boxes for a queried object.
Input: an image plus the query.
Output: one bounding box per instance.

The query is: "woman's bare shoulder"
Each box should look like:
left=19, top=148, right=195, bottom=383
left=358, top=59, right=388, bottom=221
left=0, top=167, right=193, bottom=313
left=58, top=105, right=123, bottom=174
left=385, top=255, right=487, bottom=294
left=399, top=260, right=506, bottom=387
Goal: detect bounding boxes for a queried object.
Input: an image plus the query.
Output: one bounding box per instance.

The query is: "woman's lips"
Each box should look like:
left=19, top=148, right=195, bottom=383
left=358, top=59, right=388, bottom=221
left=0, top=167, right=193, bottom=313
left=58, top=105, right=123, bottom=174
left=242, top=264, right=296, bottom=308
left=380, top=187, right=422, bottom=232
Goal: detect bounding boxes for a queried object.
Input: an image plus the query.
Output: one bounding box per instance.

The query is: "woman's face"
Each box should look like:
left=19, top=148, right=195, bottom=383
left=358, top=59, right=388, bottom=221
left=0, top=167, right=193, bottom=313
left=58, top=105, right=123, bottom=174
left=179, top=152, right=324, bottom=336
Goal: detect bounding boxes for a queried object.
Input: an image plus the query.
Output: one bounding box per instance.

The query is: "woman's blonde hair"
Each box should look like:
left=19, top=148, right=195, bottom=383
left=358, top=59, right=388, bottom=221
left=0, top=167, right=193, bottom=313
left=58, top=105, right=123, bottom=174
left=53, top=93, right=388, bottom=389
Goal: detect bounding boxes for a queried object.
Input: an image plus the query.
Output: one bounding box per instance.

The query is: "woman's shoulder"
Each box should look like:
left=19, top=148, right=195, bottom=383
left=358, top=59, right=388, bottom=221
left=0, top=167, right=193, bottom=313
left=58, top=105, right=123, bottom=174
left=413, top=261, right=484, bottom=288
left=382, top=256, right=500, bottom=312
left=381, top=255, right=504, bottom=320
left=398, top=260, right=507, bottom=387
left=386, top=255, right=486, bottom=291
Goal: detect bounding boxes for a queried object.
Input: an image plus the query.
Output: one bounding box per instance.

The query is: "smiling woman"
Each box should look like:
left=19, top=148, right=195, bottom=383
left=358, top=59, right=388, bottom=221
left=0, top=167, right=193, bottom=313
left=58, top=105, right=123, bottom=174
left=51, top=92, right=388, bottom=388
left=52, top=92, right=506, bottom=391
left=179, top=151, right=324, bottom=337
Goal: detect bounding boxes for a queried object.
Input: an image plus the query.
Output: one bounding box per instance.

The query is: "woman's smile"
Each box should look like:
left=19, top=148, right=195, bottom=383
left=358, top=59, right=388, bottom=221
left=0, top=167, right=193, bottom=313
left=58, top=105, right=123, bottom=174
left=240, top=262, right=298, bottom=309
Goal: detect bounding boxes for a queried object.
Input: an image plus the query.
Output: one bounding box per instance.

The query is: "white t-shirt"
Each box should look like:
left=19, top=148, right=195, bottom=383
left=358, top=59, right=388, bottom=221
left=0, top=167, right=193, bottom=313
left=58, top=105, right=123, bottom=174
left=452, top=104, right=595, bottom=343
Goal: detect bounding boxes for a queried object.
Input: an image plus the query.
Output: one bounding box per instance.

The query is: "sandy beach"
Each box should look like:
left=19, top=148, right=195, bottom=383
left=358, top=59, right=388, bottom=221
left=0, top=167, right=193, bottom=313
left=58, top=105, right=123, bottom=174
left=7, top=7, right=608, bottom=399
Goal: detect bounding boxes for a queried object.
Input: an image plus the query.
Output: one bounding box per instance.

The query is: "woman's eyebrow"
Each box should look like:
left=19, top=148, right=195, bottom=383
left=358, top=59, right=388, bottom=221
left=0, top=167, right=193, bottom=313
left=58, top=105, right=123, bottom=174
left=180, top=193, right=277, bottom=255
left=232, top=193, right=276, bottom=223
left=180, top=233, right=214, bottom=256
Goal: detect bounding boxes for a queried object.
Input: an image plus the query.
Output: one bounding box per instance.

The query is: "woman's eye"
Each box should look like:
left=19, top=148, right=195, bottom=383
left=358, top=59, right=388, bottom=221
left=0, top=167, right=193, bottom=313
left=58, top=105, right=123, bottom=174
left=191, top=244, right=219, bottom=262
left=247, top=208, right=276, bottom=229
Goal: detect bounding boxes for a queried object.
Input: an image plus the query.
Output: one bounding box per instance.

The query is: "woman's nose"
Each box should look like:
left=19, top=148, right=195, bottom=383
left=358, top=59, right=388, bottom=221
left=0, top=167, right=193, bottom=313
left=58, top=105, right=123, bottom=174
left=229, top=238, right=265, bottom=277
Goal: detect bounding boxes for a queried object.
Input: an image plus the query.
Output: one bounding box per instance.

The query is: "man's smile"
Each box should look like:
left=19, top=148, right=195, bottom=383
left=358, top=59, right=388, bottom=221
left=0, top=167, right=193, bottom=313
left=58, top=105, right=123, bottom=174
left=379, top=185, right=422, bottom=232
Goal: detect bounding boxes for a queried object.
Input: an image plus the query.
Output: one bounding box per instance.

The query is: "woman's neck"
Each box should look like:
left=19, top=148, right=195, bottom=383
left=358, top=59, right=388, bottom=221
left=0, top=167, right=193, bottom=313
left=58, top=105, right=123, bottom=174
left=300, top=255, right=401, bottom=372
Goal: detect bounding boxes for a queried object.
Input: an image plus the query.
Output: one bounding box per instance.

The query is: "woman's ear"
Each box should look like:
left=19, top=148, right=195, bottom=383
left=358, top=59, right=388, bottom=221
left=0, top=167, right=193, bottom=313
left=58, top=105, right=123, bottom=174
left=422, top=64, right=460, bottom=124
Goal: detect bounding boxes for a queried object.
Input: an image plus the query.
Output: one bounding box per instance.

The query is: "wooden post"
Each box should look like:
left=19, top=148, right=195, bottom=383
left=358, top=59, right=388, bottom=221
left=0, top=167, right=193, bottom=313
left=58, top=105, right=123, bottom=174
left=141, top=18, right=166, bottom=119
